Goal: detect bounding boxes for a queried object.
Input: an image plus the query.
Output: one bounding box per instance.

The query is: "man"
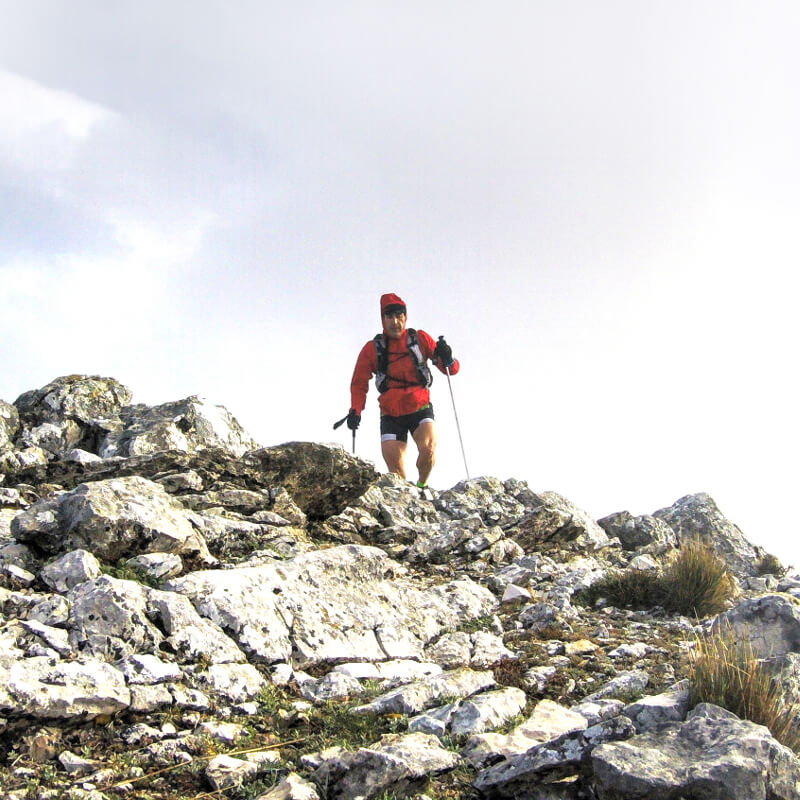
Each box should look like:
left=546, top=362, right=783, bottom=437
left=346, top=293, right=459, bottom=488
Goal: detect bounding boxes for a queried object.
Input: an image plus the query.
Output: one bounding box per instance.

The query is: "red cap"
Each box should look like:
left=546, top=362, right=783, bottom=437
left=380, top=293, right=406, bottom=314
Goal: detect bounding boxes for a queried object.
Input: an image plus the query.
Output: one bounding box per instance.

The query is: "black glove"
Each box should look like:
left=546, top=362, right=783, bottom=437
left=434, top=337, right=453, bottom=366
left=346, top=409, right=361, bottom=430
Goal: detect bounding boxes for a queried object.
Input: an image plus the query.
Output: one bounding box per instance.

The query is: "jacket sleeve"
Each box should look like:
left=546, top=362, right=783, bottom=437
left=418, top=329, right=460, bottom=376
left=350, top=341, right=376, bottom=413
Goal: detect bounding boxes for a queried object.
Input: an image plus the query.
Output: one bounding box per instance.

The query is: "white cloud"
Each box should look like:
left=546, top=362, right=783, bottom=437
left=0, top=69, right=114, bottom=171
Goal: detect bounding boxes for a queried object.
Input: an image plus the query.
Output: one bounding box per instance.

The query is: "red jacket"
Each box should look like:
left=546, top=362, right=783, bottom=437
left=350, top=328, right=460, bottom=417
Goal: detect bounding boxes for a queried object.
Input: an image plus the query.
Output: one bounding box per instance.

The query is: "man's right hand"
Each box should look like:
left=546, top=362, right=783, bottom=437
left=347, top=409, right=361, bottom=430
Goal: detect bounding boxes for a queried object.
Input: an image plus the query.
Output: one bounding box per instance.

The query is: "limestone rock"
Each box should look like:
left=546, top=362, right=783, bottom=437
left=436, top=477, right=527, bottom=526
left=597, top=510, right=677, bottom=555
left=299, top=671, right=364, bottom=703
left=205, top=754, right=259, bottom=790
left=14, top=375, right=131, bottom=429
left=98, top=395, right=258, bottom=459
left=622, top=680, right=690, bottom=733
left=0, top=400, right=20, bottom=452
left=64, top=448, right=103, bottom=464
left=256, top=772, right=321, bottom=800
left=125, top=552, right=183, bottom=581
left=410, top=686, right=526, bottom=737
left=0, top=654, right=130, bottom=720
left=463, top=699, right=588, bottom=768
left=352, top=668, right=496, bottom=716
left=248, top=442, right=379, bottom=520
left=195, top=663, right=265, bottom=703
left=116, top=654, right=183, bottom=685
left=654, top=492, right=762, bottom=577
left=583, top=669, right=649, bottom=702
left=474, top=715, right=636, bottom=796
left=13, top=476, right=210, bottom=562
left=591, top=703, right=800, bottom=799
left=312, top=732, right=461, bottom=800
left=711, top=593, right=800, bottom=659
left=39, top=549, right=101, bottom=593
left=167, top=545, right=496, bottom=667
left=67, top=575, right=245, bottom=665
left=19, top=420, right=83, bottom=456
left=508, top=491, right=610, bottom=551
left=59, top=750, right=103, bottom=776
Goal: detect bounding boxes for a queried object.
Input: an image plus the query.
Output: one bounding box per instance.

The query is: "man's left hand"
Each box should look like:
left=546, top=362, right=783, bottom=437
left=434, top=337, right=453, bottom=366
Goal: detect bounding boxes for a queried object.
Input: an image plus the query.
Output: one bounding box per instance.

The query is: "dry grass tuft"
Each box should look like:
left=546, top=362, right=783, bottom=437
left=689, top=628, right=800, bottom=753
left=660, top=540, right=736, bottom=617
left=577, top=540, right=735, bottom=619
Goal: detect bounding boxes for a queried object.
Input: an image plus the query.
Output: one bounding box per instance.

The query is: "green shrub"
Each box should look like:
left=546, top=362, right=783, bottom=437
left=690, top=629, right=800, bottom=753
left=578, top=568, right=664, bottom=610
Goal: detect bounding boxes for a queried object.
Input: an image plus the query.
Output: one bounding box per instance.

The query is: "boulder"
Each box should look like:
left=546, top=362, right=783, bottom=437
left=0, top=400, right=21, bottom=452
left=258, top=773, right=320, bottom=800
left=99, top=395, right=258, bottom=459
left=12, top=476, right=210, bottom=562
left=507, top=491, right=610, bottom=551
left=67, top=575, right=245, bottom=665
left=654, top=493, right=762, bottom=577
left=167, top=545, right=497, bottom=667
left=597, top=510, right=677, bottom=555
left=352, top=668, right=496, bottom=716
left=583, top=670, right=649, bottom=703
left=299, top=671, right=364, bottom=703
left=711, top=593, right=800, bottom=659
left=591, top=703, right=800, bottom=799
left=0, top=654, right=130, bottom=720
left=473, top=715, right=635, bottom=796
left=409, top=686, right=526, bottom=737
left=39, top=550, right=102, bottom=593
left=464, top=699, right=588, bottom=768
left=14, top=375, right=132, bottom=429
left=311, top=732, right=461, bottom=800
left=435, top=476, right=527, bottom=526
left=622, top=681, right=691, bottom=733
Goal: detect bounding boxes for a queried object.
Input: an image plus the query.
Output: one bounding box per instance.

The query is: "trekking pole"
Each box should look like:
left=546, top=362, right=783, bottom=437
left=437, top=337, right=469, bottom=480
left=332, top=414, right=357, bottom=454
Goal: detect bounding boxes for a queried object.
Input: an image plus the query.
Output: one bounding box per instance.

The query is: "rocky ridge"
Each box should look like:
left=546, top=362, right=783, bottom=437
left=1, top=375, right=799, bottom=800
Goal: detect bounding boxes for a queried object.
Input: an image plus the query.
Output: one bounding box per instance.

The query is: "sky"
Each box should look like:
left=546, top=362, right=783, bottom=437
left=1, top=2, right=798, bottom=565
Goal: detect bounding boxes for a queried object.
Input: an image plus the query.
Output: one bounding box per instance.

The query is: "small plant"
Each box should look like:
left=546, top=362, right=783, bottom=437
left=303, top=700, right=405, bottom=753
left=255, top=683, right=291, bottom=715
left=756, top=553, right=786, bottom=577
left=689, top=628, right=800, bottom=753
left=103, top=560, right=161, bottom=588
left=458, top=615, right=497, bottom=634
left=490, top=657, right=528, bottom=690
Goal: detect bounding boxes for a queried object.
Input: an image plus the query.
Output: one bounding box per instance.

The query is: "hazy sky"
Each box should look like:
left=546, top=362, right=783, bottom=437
left=1, top=2, right=798, bottom=564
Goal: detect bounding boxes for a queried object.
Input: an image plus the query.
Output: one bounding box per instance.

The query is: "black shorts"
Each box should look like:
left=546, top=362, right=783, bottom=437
left=380, top=404, right=435, bottom=443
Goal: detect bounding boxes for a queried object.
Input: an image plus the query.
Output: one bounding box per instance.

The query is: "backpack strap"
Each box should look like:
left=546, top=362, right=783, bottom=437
left=373, top=329, right=433, bottom=394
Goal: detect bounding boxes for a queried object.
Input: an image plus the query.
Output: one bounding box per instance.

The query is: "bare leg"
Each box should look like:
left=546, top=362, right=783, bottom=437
left=412, top=421, right=437, bottom=485
left=381, top=439, right=407, bottom=479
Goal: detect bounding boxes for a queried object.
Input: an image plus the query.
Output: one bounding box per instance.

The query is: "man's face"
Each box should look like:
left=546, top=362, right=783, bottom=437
left=383, top=309, right=406, bottom=339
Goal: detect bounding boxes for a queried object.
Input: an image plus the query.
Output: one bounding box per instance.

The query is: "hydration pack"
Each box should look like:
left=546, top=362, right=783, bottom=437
left=373, top=328, right=433, bottom=394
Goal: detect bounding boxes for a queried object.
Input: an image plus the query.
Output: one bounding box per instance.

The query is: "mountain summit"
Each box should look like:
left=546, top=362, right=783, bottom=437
left=1, top=376, right=799, bottom=799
